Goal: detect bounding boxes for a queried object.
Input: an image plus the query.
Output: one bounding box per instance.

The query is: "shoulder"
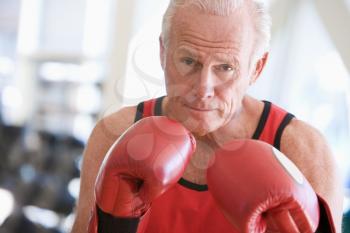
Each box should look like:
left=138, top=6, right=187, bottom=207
left=279, top=118, right=343, bottom=200
left=280, top=118, right=337, bottom=181
left=280, top=118, right=344, bottom=231
left=71, top=105, right=137, bottom=232
left=83, top=105, right=137, bottom=168
left=82, top=105, right=137, bottom=167
left=280, top=118, right=331, bottom=157
left=92, top=105, right=137, bottom=144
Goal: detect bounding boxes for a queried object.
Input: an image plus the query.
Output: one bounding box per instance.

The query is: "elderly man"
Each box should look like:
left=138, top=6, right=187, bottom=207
left=71, top=0, right=344, bottom=232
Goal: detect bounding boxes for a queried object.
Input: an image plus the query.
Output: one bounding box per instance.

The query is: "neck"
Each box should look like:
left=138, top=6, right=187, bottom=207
left=162, top=95, right=263, bottom=146
left=209, top=96, right=255, bottom=145
left=161, top=95, right=264, bottom=185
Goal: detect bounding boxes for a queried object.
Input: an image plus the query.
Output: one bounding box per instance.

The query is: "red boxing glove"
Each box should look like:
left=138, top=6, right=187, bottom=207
left=207, top=139, right=320, bottom=233
left=88, top=116, right=196, bottom=233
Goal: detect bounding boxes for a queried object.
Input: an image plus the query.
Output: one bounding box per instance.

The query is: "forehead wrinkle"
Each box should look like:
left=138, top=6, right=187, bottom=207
left=171, top=6, right=246, bottom=42
left=180, top=31, right=239, bottom=44
left=180, top=39, right=240, bottom=51
left=174, top=26, right=243, bottom=52
left=169, top=4, right=252, bottom=58
left=178, top=39, right=241, bottom=58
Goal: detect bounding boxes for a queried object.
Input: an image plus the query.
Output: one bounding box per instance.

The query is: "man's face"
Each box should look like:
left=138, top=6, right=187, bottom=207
left=161, top=5, right=259, bottom=136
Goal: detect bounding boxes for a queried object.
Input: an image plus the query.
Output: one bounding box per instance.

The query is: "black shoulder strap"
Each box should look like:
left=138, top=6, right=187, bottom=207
left=273, top=113, right=295, bottom=150
left=134, top=101, right=144, bottom=123
left=154, top=96, right=165, bottom=116
left=252, top=101, right=271, bottom=140
left=133, top=96, right=165, bottom=123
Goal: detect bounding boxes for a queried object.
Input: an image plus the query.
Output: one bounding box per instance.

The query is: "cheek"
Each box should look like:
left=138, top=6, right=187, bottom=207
left=217, top=79, right=247, bottom=113
left=165, top=69, right=192, bottom=97
left=165, top=63, right=195, bottom=97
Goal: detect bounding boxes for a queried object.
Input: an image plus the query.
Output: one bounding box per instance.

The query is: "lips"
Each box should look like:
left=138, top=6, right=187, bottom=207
left=184, top=104, right=214, bottom=112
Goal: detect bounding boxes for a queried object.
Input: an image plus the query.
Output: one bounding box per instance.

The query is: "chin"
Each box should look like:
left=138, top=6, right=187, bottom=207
left=167, top=100, right=222, bottom=134
left=181, top=117, right=218, bottom=136
left=191, top=129, right=211, bottom=137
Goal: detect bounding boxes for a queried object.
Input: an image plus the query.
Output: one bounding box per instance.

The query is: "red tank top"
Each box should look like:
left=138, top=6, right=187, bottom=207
left=134, top=96, right=295, bottom=233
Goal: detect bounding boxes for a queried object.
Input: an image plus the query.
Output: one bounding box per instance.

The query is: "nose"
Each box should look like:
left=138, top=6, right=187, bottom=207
left=193, top=67, right=214, bottom=99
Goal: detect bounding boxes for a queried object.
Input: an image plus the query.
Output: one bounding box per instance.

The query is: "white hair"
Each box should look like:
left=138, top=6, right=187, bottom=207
left=161, top=0, right=271, bottom=61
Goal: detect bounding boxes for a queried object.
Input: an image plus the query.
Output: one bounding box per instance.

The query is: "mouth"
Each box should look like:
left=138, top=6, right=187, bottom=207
left=184, top=104, right=214, bottom=112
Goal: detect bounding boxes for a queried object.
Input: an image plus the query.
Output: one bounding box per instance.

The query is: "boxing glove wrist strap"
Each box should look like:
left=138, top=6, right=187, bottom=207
left=97, top=206, right=139, bottom=233
left=315, top=197, right=336, bottom=233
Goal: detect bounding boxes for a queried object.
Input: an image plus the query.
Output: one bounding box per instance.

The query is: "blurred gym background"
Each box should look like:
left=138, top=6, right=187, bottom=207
left=0, top=0, right=349, bottom=232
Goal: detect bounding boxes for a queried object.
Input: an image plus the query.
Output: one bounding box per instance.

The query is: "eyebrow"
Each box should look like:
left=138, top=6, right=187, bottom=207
left=211, top=53, right=239, bottom=64
left=175, top=46, right=239, bottom=64
left=175, top=47, right=198, bottom=58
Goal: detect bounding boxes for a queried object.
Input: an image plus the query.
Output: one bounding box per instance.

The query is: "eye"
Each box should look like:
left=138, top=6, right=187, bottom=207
left=181, top=57, right=195, bottom=66
left=217, top=64, right=234, bottom=72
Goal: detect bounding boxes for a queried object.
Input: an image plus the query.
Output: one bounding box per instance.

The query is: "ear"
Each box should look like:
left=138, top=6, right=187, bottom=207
left=159, top=36, right=166, bottom=70
left=249, top=52, right=269, bottom=85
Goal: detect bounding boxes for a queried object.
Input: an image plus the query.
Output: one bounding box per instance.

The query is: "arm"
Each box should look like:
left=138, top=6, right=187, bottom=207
left=88, top=116, right=196, bottom=233
left=71, top=106, right=136, bottom=233
left=280, top=119, right=344, bottom=233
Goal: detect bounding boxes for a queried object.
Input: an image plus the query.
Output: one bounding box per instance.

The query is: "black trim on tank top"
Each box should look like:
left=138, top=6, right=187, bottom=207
left=134, top=96, right=165, bottom=123
left=178, top=178, right=208, bottom=191
left=252, top=101, right=271, bottom=140
left=273, top=113, right=295, bottom=150
left=97, top=205, right=139, bottom=233
left=154, top=96, right=165, bottom=116
left=134, top=102, right=144, bottom=123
